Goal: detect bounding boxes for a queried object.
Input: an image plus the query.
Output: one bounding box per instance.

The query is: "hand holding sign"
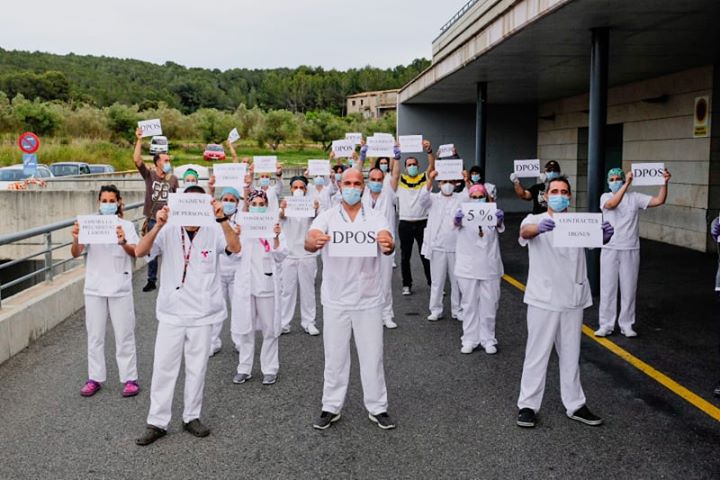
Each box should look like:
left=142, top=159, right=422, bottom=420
left=437, top=144, right=455, bottom=158
left=514, top=159, right=541, bottom=178
left=138, top=119, right=162, bottom=138
left=552, top=213, right=603, bottom=248
left=630, top=163, right=666, bottom=186
left=228, top=128, right=240, bottom=144
left=377, top=230, right=394, bottom=254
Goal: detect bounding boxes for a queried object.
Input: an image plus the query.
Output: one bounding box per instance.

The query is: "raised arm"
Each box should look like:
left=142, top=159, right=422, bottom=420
left=133, top=128, right=146, bottom=172
left=511, top=175, right=533, bottom=201
left=70, top=221, right=84, bottom=257
left=136, top=207, right=168, bottom=257
left=424, top=140, right=436, bottom=173
left=227, top=140, right=238, bottom=163
left=603, top=171, right=632, bottom=210
left=213, top=200, right=241, bottom=253
left=648, top=169, right=671, bottom=207
left=390, top=157, right=400, bottom=192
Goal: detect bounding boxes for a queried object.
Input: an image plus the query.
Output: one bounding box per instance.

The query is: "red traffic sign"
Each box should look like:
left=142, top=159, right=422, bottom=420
left=18, top=132, right=40, bottom=154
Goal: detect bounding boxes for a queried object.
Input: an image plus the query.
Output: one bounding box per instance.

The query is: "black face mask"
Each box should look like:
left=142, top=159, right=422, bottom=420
left=454, top=182, right=465, bottom=193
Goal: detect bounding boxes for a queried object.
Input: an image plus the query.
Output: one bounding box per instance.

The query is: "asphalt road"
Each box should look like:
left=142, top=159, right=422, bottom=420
left=1, top=213, right=719, bottom=479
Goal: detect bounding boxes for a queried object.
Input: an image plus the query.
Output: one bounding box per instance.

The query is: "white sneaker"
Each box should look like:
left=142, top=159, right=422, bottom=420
left=452, top=312, right=464, bottom=321
left=392, top=262, right=397, bottom=268
left=402, top=286, right=411, bottom=296
left=621, top=328, right=637, bottom=338
left=384, top=318, right=398, bottom=329
left=304, top=324, right=320, bottom=336
left=484, top=344, right=497, bottom=355
left=594, top=327, right=613, bottom=337
left=460, top=345, right=474, bottom=354
left=281, top=326, right=291, bottom=334
left=427, top=313, right=441, bottom=321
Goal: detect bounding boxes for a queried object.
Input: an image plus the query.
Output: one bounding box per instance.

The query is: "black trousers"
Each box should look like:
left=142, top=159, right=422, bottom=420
left=398, top=219, right=431, bottom=288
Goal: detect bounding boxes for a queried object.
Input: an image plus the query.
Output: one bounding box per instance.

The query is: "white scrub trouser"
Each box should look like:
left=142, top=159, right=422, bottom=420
left=280, top=257, right=318, bottom=329
left=379, top=253, right=394, bottom=321
left=322, top=306, right=388, bottom=415
left=84, top=294, right=138, bottom=383
left=599, top=248, right=640, bottom=332
left=428, top=250, right=461, bottom=317
left=457, top=278, right=500, bottom=349
left=210, top=274, right=234, bottom=353
left=517, top=305, right=586, bottom=415
left=147, top=322, right=212, bottom=429
left=235, top=295, right=279, bottom=375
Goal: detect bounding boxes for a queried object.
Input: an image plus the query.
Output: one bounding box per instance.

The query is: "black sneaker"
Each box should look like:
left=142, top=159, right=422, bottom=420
left=183, top=419, right=210, bottom=437
left=567, top=405, right=603, bottom=426
left=313, top=411, right=341, bottom=430
left=135, top=425, right=167, bottom=446
left=142, top=280, right=157, bottom=292
left=713, top=382, right=720, bottom=398
left=516, top=408, right=536, bottom=428
left=368, top=412, right=396, bottom=430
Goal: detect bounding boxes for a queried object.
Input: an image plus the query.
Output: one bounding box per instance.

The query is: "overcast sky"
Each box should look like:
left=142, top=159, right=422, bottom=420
left=0, top=0, right=469, bottom=70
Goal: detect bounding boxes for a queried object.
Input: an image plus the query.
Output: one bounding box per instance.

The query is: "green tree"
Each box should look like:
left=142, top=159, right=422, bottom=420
left=105, top=103, right=139, bottom=143
left=253, top=109, right=298, bottom=150
left=192, top=108, right=235, bottom=144
left=301, top=111, right=345, bottom=151
left=12, top=94, right=63, bottom=135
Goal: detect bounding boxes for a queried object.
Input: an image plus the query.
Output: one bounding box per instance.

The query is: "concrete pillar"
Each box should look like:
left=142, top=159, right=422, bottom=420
left=587, top=28, right=609, bottom=295
left=475, top=82, right=488, bottom=169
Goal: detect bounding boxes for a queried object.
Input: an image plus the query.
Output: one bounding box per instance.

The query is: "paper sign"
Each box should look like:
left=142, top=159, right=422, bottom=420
left=253, top=156, right=277, bottom=173
left=374, top=133, right=394, bottom=139
left=228, top=128, right=240, bottom=143
left=284, top=197, right=315, bottom=218
left=167, top=193, right=215, bottom=227
left=327, top=216, right=380, bottom=257
left=345, top=132, right=362, bottom=145
left=366, top=136, right=395, bottom=157
left=399, top=135, right=423, bottom=153
left=237, top=212, right=276, bottom=239
left=631, top=163, right=666, bottom=186
left=461, top=203, right=497, bottom=228
left=213, top=163, right=246, bottom=189
left=437, top=144, right=455, bottom=158
left=308, top=159, right=330, bottom=176
left=553, top=213, right=603, bottom=248
left=435, top=159, right=464, bottom=180
left=78, top=214, right=119, bottom=244
left=332, top=139, right=355, bottom=158
left=138, top=119, right=162, bottom=138
left=514, top=159, right=541, bottom=178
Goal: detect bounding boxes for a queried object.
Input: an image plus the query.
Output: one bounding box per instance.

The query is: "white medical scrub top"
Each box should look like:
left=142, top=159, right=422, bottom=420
left=600, top=191, right=652, bottom=250
left=84, top=218, right=139, bottom=297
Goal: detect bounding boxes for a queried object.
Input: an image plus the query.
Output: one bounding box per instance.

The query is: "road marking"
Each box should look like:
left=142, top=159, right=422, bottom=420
left=501, top=273, right=720, bottom=422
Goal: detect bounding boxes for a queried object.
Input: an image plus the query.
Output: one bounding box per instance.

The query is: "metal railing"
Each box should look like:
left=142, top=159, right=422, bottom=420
left=434, top=0, right=482, bottom=42
left=0, top=202, right=144, bottom=308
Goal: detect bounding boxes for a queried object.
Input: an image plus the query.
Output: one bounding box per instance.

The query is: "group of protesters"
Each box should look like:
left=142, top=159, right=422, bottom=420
left=70, top=126, right=674, bottom=445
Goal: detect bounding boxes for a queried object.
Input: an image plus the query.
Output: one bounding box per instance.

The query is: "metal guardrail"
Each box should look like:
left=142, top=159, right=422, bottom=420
left=434, top=0, right=481, bottom=42
left=0, top=201, right=145, bottom=308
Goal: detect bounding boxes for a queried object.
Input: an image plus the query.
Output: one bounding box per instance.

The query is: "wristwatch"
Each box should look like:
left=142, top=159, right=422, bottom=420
left=119, top=239, right=128, bottom=245
left=216, top=216, right=229, bottom=223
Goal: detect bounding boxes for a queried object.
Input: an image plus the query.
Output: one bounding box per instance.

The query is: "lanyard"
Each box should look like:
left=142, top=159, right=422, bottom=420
left=259, top=238, right=271, bottom=252
left=178, top=227, right=195, bottom=289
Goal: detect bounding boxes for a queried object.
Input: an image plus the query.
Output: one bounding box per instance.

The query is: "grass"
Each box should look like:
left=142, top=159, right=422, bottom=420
left=0, top=137, right=328, bottom=171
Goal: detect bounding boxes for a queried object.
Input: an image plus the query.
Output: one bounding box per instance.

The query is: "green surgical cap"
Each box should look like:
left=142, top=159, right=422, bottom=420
left=607, top=167, right=625, bottom=182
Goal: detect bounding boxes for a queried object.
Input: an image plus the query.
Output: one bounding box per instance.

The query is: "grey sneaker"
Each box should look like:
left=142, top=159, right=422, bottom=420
left=368, top=412, right=396, bottom=430
left=313, top=411, right=341, bottom=430
left=233, top=373, right=252, bottom=384
left=517, top=408, right=536, bottom=428
left=262, top=374, right=277, bottom=385
left=567, top=405, right=603, bottom=426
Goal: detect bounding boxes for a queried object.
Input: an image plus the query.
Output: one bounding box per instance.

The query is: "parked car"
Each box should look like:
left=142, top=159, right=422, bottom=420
left=88, top=164, right=116, bottom=174
left=203, top=144, right=226, bottom=161
left=0, top=164, right=54, bottom=190
left=49, top=162, right=92, bottom=177
left=149, top=136, right=169, bottom=155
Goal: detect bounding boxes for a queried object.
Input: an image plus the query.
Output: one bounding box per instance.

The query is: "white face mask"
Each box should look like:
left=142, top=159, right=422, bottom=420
left=440, top=183, right=455, bottom=195
left=292, top=189, right=305, bottom=197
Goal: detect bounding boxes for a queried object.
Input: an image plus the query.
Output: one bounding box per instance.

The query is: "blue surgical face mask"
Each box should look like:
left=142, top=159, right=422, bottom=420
left=471, top=174, right=481, bottom=183
left=314, top=176, right=325, bottom=186
left=335, top=173, right=342, bottom=182
left=259, top=177, right=270, bottom=187
left=546, top=171, right=560, bottom=181
left=368, top=181, right=383, bottom=193
left=407, top=165, right=419, bottom=177
left=475, top=197, right=487, bottom=203
left=249, top=205, right=267, bottom=214
left=608, top=180, right=624, bottom=193
left=380, top=164, right=389, bottom=173
left=341, top=187, right=362, bottom=205
left=440, top=183, right=455, bottom=196
left=99, top=202, right=118, bottom=215
left=184, top=179, right=197, bottom=187
left=222, top=201, right=237, bottom=215
left=162, top=163, right=172, bottom=174
left=547, top=194, right=570, bottom=212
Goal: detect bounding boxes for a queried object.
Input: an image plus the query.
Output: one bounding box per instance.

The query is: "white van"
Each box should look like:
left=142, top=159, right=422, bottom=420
left=149, top=136, right=169, bottom=155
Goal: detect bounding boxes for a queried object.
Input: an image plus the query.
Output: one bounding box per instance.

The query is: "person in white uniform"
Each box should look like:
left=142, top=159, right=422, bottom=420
left=135, top=185, right=241, bottom=446
left=305, top=168, right=397, bottom=431
left=363, top=165, right=399, bottom=329
left=279, top=176, right=321, bottom=336
left=71, top=185, right=140, bottom=398
left=420, top=170, right=464, bottom=321
left=452, top=184, right=504, bottom=354
left=596, top=167, right=671, bottom=338
left=232, top=189, right=288, bottom=385
left=253, top=162, right=284, bottom=213
left=209, top=187, right=243, bottom=356
left=516, top=176, right=614, bottom=429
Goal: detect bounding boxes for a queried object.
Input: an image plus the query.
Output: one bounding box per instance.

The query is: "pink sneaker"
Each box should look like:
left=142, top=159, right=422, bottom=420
left=122, top=380, right=140, bottom=397
left=80, top=380, right=101, bottom=397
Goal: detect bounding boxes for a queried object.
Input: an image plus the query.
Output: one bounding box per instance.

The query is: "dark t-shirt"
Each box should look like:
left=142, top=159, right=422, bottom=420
left=528, top=182, right=547, bottom=214
left=138, top=163, right=179, bottom=218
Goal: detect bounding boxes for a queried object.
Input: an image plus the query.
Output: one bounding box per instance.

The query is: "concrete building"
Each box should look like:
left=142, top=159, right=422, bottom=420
left=397, top=0, right=720, bottom=254
left=346, top=89, right=399, bottom=118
